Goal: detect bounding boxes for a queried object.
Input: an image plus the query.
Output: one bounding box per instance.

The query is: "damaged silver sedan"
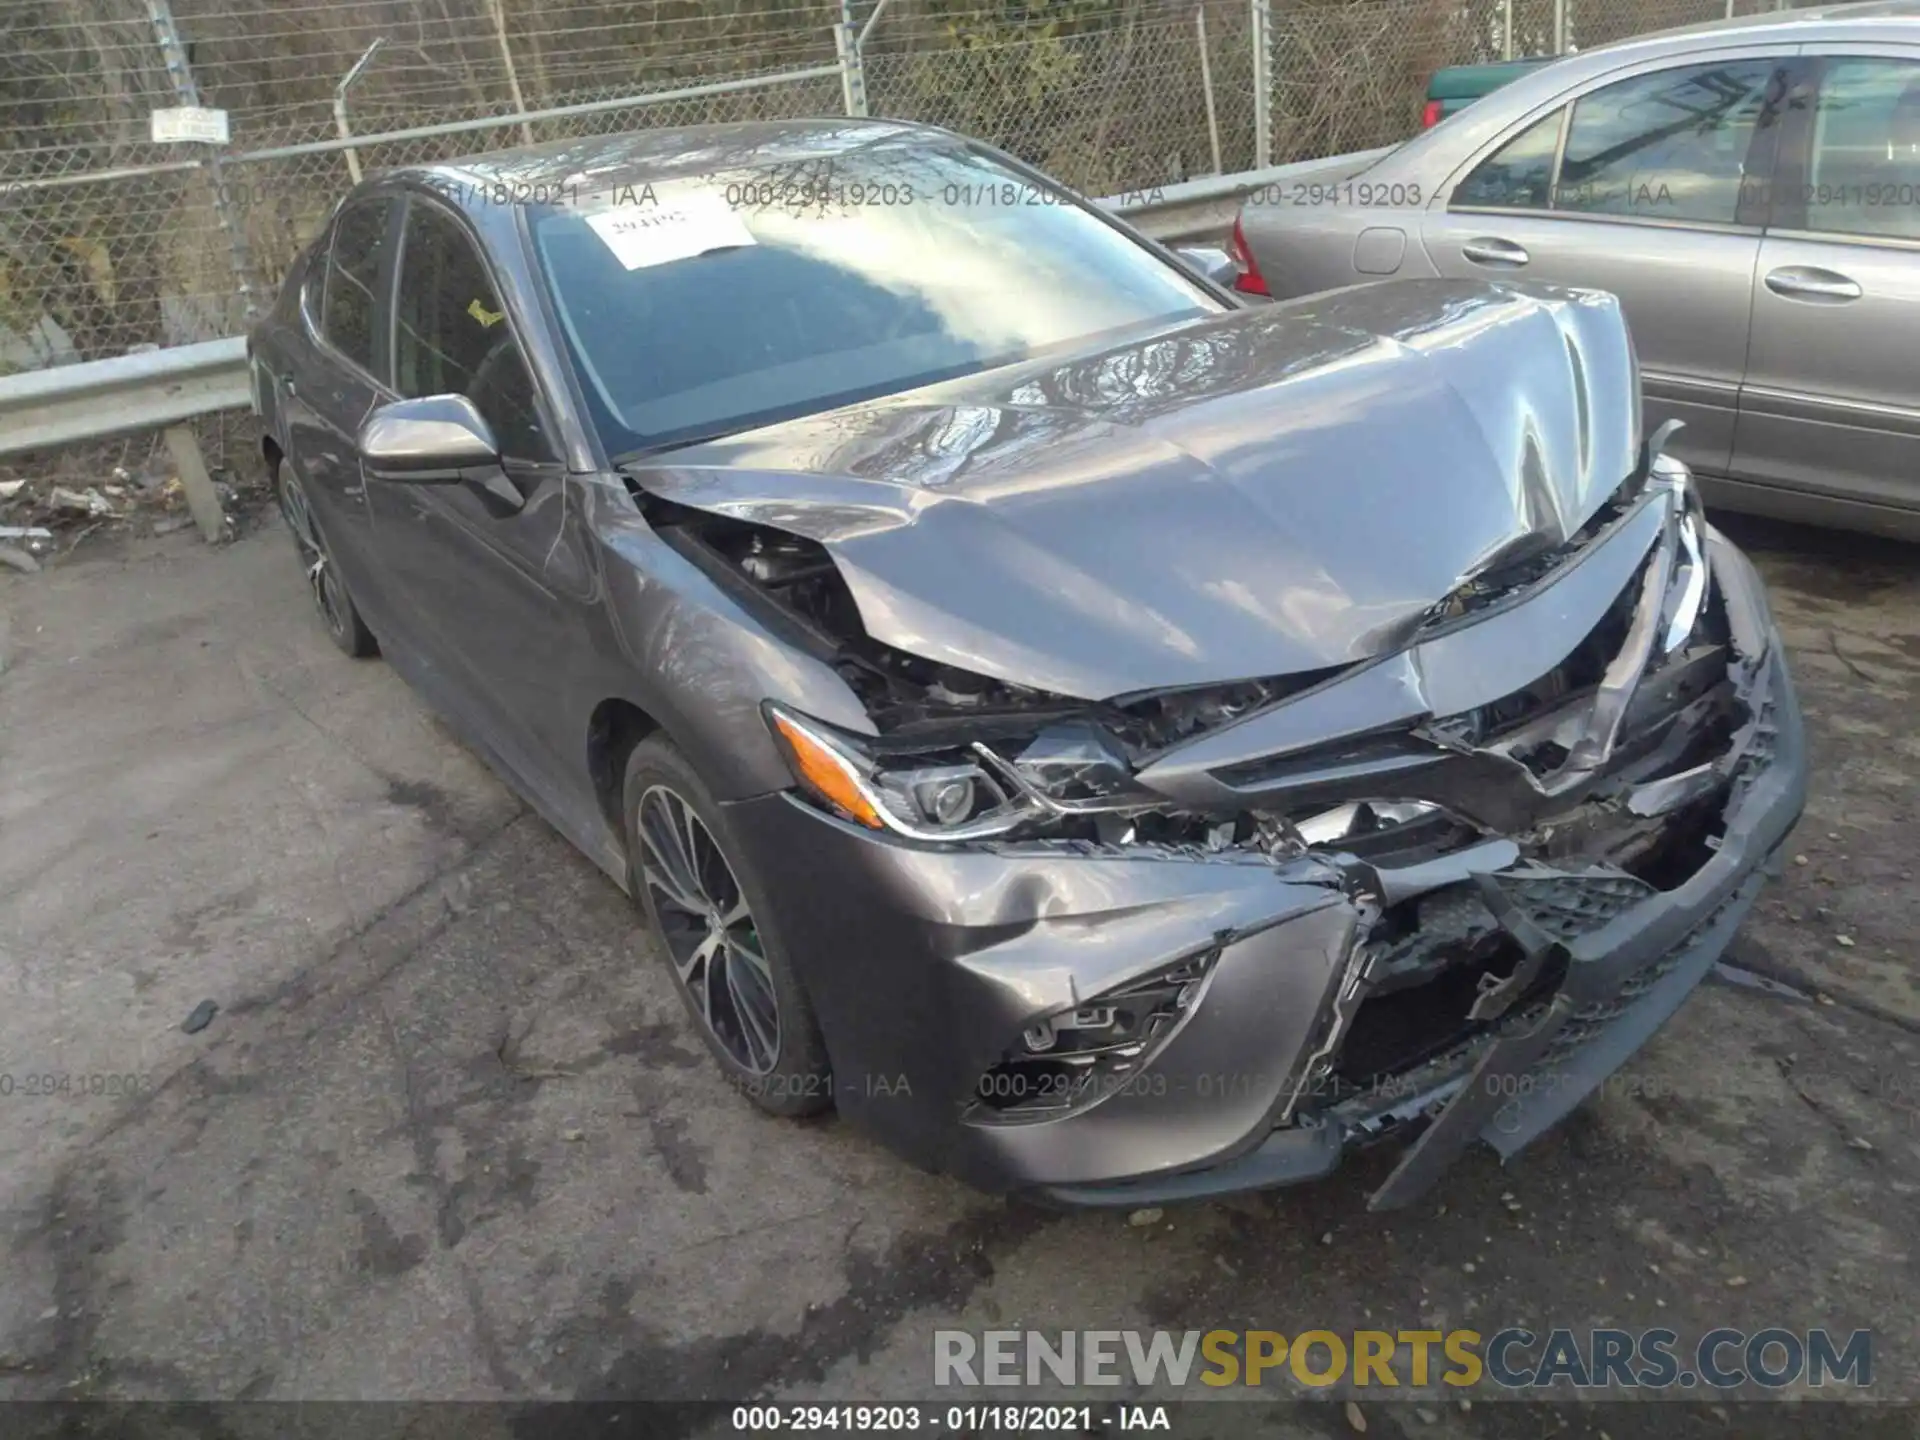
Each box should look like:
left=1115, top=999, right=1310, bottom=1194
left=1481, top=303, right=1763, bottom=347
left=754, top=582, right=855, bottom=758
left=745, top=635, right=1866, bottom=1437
left=248, top=119, right=1806, bottom=1209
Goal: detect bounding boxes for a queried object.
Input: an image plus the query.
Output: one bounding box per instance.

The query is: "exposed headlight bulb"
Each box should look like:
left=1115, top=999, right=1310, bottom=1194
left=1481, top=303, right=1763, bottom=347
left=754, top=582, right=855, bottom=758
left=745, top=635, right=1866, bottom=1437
left=917, top=775, right=976, bottom=827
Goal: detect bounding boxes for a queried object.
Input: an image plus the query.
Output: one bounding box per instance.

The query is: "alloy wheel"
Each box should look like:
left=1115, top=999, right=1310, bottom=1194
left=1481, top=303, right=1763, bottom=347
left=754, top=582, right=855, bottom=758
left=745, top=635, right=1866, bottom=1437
left=636, top=784, right=782, bottom=1074
left=279, top=471, right=350, bottom=643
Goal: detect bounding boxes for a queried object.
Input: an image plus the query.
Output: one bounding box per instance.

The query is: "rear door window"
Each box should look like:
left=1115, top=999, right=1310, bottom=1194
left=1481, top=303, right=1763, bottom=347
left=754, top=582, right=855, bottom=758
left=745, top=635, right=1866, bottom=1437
left=1554, top=59, right=1778, bottom=223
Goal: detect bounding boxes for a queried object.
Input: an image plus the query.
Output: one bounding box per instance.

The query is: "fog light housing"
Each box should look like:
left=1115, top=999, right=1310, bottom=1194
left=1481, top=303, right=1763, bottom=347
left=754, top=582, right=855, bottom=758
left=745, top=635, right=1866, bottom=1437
left=967, top=951, right=1219, bottom=1124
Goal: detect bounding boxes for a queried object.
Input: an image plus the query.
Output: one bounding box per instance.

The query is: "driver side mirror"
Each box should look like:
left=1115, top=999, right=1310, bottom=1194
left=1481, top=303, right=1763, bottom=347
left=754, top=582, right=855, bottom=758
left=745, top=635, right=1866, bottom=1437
left=358, top=394, right=499, bottom=483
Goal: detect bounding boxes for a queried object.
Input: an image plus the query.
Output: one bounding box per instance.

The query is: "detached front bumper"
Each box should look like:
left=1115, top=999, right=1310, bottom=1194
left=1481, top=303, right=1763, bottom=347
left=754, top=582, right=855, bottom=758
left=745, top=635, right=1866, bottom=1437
left=723, top=535, right=1805, bottom=1207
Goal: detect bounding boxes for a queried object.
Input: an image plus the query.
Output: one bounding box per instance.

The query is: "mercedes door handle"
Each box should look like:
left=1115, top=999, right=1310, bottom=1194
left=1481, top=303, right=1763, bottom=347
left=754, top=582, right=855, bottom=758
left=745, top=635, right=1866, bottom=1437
left=1764, top=266, right=1861, bottom=302
left=1461, top=237, right=1530, bottom=267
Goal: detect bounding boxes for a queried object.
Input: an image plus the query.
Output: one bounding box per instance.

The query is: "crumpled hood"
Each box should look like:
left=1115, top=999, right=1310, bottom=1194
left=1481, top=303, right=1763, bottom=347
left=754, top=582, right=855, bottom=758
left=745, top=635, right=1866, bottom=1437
left=627, top=279, right=1642, bottom=700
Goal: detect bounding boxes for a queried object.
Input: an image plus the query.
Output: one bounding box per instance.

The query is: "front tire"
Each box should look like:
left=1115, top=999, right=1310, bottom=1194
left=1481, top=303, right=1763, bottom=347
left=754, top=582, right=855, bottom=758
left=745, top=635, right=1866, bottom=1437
left=276, top=460, right=377, bottom=659
left=622, top=735, right=833, bottom=1117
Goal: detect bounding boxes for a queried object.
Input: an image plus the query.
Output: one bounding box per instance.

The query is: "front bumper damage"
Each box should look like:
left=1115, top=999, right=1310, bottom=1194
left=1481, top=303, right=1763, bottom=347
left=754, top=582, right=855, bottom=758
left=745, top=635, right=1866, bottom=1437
left=724, top=511, right=1806, bottom=1208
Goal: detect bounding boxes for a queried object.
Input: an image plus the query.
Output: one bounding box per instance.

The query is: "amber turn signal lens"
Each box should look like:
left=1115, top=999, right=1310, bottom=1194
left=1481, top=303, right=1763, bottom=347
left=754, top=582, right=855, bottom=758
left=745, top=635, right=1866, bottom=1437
left=769, top=711, right=885, bottom=829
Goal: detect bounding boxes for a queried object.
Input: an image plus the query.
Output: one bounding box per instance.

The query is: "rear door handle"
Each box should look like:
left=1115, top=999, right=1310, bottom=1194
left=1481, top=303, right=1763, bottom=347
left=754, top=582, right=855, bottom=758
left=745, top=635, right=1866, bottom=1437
left=1764, top=265, right=1861, bottom=302
left=1461, top=236, right=1530, bottom=267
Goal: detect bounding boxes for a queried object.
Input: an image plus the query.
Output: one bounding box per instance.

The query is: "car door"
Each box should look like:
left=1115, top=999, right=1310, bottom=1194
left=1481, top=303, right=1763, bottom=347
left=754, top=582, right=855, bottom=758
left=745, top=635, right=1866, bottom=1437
left=276, top=196, right=402, bottom=620
left=1732, top=48, right=1920, bottom=520
left=366, top=191, right=596, bottom=810
left=1421, top=50, right=1799, bottom=479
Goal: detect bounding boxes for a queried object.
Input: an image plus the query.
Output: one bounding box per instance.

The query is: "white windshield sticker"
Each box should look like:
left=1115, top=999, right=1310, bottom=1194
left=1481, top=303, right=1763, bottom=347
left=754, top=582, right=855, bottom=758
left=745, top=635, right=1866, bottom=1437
left=584, top=199, right=755, bottom=270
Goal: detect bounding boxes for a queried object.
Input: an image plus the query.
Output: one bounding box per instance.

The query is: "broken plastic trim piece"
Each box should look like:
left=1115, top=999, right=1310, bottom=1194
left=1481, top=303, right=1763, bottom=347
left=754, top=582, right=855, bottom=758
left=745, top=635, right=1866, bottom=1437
left=1552, top=454, right=1715, bottom=791
left=1271, top=831, right=1534, bottom=1128
left=1625, top=757, right=1723, bottom=818
left=1649, top=441, right=1710, bottom=658
left=1335, top=836, right=1521, bottom=909
left=1295, top=800, right=1439, bottom=845
left=1463, top=872, right=1571, bottom=1023
left=1275, top=932, right=1376, bottom=1128
left=1558, top=508, right=1676, bottom=780
left=1660, top=508, right=1709, bottom=656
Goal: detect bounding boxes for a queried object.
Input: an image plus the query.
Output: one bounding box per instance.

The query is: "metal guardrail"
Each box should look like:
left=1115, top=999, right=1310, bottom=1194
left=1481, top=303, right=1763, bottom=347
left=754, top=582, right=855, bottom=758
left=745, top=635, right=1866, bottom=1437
left=0, top=336, right=249, bottom=540
left=0, top=148, right=1393, bottom=543
left=1, top=336, right=250, bottom=455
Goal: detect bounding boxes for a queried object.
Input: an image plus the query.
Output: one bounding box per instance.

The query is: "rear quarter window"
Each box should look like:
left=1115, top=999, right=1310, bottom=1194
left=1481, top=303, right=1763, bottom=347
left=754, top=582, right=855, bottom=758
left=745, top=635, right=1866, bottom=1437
left=1453, top=110, right=1565, bottom=209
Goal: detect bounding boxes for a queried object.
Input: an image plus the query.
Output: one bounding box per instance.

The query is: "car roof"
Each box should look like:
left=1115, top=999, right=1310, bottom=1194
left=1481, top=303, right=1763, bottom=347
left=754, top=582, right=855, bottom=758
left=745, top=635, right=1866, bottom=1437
left=1370, top=0, right=1919, bottom=178
left=1590, top=0, right=1919, bottom=49
left=389, top=117, right=950, bottom=205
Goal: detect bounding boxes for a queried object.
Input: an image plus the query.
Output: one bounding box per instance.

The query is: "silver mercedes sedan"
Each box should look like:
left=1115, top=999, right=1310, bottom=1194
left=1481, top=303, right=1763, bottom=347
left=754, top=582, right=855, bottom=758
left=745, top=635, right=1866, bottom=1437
left=1233, top=1, right=1920, bottom=540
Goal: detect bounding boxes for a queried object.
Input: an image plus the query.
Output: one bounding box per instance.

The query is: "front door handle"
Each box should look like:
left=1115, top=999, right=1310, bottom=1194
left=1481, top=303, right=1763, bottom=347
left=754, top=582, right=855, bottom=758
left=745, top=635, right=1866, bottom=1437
left=1461, top=236, right=1530, bottom=267
left=1764, top=265, right=1861, bottom=302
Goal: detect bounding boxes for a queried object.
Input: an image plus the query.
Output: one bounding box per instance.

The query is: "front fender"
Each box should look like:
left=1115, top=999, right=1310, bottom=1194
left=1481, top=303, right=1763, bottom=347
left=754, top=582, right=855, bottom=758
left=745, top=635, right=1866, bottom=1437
left=589, top=490, right=874, bottom=803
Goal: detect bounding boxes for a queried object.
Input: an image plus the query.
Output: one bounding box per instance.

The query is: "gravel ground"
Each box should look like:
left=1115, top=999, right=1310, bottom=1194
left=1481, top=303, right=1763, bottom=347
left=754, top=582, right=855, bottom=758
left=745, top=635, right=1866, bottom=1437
left=0, top=510, right=1913, bottom=1435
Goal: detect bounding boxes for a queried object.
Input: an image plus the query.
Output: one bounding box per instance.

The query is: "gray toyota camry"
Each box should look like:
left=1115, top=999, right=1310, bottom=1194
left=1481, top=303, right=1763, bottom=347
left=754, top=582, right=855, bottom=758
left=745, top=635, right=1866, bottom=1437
left=248, top=118, right=1806, bottom=1210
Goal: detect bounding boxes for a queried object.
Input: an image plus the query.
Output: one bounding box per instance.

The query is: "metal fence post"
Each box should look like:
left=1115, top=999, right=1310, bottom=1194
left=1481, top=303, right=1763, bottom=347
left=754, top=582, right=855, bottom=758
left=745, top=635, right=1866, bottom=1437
left=1554, top=0, right=1569, bottom=52
left=836, top=0, right=869, bottom=117
left=1502, top=0, right=1515, bottom=60
left=145, top=0, right=251, bottom=542
left=488, top=0, right=536, bottom=144
left=1250, top=0, right=1271, bottom=170
left=333, top=39, right=387, bottom=186
left=1196, top=6, right=1224, bottom=176
left=146, top=0, right=259, bottom=324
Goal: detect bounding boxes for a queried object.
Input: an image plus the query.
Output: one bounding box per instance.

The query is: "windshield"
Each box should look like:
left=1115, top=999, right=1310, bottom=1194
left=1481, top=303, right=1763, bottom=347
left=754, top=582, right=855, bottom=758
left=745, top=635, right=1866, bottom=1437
left=526, top=139, right=1222, bottom=458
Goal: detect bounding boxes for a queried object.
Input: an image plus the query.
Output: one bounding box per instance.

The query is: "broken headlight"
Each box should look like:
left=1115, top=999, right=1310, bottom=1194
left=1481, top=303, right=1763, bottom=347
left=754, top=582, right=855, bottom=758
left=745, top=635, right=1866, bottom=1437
left=765, top=705, right=1156, bottom=841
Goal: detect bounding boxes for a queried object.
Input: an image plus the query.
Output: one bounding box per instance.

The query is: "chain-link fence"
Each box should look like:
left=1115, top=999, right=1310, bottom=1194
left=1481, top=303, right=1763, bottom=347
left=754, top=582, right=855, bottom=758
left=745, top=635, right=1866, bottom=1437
left=4, top=0, right=1794, bottom=378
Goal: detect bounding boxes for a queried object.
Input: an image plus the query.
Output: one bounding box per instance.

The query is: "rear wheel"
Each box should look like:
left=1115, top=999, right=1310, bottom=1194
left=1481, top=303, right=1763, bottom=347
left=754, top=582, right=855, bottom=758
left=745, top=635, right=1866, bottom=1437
left=276, top=461, right=377, bottom=658
left=622, top=735, right=833, bottom=1116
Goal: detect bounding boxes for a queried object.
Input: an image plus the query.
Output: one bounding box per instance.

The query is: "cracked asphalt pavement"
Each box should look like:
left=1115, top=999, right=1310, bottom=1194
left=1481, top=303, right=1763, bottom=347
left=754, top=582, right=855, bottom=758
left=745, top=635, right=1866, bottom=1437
left=0, top=514, right=1914, bottom=1435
